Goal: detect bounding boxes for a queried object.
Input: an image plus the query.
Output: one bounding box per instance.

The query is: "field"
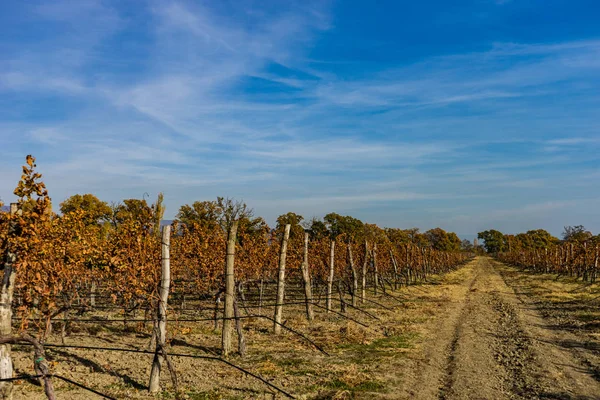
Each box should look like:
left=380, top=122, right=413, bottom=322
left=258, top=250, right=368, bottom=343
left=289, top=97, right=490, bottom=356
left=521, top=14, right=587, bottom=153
left=3, top=257, right=598, bottom=399
left=2, top=160, right=600, bottom=399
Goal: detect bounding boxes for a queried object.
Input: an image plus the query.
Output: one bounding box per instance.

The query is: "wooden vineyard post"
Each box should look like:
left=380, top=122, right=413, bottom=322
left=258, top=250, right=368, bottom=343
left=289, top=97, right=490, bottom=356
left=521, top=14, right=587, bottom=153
left=422, top=247, right=429, bottom=281
left=390, top=249, right=399, bottom=290
left=258, top=279, right=264, bottom=315
left=222, top=221, right=238, bottom=356
left=326, top=239, right=335, bottom=312
left=372, top=243, right=379, bottom=295
left=274, top=224, right=291, bottom=334
left=0, top=204, right=17, bottom=400
left=300, top=230, right=314, bottom=321
left=594, top=245, right=599, bottom=283
left=337, top=281, right=347, bottom=313
left=361, top=241, right=368, bottom=304
left=406, top=244, right=411, bottom=285
left=149, top=225, right=171, bottom=392
left=233, top=298, right=246, bottom=356
left=348, top=241, right=358, bottom=307
left=90, top=281, right=96, bottom=307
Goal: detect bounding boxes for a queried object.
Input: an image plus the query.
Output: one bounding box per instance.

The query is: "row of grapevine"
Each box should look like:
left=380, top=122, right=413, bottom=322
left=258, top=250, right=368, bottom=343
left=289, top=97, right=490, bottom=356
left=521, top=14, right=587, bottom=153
left=0, top=156, right=473, bottom=398
left=497, top=242, right=599, bottom=282
left=478, top=229, right=600, bottom=282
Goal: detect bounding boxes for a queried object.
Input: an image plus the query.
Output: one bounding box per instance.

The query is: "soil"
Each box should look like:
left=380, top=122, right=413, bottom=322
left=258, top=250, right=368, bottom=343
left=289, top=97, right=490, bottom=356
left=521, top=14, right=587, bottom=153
left=399, top=257, right=600, bottom=400
left=10, top=257, right=600, bottom=399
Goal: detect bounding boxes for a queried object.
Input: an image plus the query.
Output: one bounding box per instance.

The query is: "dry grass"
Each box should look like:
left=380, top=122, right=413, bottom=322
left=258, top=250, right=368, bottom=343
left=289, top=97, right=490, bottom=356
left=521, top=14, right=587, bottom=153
left=12, top=265, right=478, bottom=399
left=493, top=260, right=600, bottom=338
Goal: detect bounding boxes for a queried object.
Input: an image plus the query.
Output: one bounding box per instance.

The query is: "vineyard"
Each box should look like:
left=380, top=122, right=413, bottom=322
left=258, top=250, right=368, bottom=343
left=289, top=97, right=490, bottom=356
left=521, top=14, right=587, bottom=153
left=0, top=156, right=473, bottom=399
left=499, top=242, right=600, bottom=282
left=478, top=228, right=600, bottom=282
left=1, top=157, right=599, bottom=400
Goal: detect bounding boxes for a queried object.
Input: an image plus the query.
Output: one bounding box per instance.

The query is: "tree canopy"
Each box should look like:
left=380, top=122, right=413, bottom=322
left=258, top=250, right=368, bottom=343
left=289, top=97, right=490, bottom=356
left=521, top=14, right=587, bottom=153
left=276, top=212, right=304, bottom=238
left=477, top=229, right=506, bottom=253
left=60, top=194, right=111, bottom=225
left=562, top=225, right=593, bottom=243
left=425, top=227, right=461, bottom=251
left=176, top=197, right=263, bottom=237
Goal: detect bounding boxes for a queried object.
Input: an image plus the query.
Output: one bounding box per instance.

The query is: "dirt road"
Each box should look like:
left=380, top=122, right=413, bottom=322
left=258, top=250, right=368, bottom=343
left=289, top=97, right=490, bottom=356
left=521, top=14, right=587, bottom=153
left=404, top=257, right=600, bottom=400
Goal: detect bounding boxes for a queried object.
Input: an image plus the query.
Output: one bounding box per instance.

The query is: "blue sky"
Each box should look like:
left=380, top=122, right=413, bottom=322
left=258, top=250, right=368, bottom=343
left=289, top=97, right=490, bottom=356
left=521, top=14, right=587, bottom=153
left=1, top=0, right=599, bottom=237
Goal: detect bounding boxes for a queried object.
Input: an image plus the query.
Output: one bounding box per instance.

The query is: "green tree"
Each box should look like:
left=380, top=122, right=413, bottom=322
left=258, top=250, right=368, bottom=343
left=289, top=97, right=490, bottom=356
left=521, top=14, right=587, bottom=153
left=176, top=200, right=223, bottom=230
left=461, top=239, right=473, bottom=251
left=176, top=197, right=260, bottom=237
left=424, top=228, right=461, bottom=251
left=324, top=213, right=364, bottom=241
left=509, top=233, right=526, bottom=250
left=111, top=198, right=154, bottom=231
left=447, top=232, right=462, bottom=251
left=425, top=227, right=449, bottom=250
left=399, top=228, right=429, bottom=247
left=307, top=218, right=328, bottom=240
left=525, top=229, right=558, bottom=249
left=342, top=216, right=364, bottom=241
left=477, top=229, right=506, bottom=253
left=276, top=212, right=304, bottom=238
left=323, top=212, right=344, bottom=239
left=384, top=228, right=411, bottom=245
left=60, top=193, right=111, bottom=225
left=562, top=225, right=593, bottom=243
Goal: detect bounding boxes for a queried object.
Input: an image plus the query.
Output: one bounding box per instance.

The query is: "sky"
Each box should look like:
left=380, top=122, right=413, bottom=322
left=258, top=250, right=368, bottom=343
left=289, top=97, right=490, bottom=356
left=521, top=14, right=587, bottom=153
left=1, top=0, right=599, bottom=238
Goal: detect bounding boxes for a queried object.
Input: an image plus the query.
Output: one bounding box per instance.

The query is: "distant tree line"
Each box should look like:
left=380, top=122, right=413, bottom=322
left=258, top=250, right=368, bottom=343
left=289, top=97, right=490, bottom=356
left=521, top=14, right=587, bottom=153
left=477, top=226, right=598, bottom=254
left=0, top=194, right=477, bottom=252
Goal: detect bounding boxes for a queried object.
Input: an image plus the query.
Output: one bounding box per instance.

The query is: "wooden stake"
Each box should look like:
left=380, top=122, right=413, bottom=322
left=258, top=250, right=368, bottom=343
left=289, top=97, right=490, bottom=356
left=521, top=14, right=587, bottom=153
left=348, top=242, right=358, bottom=307
left=221, top=221, right=238, bottom=356
left=149, top=225, right=171, bottom=392
left=326, top=239, right=335, bottom=312
left=274, top=224, right=290, bottom=334
left=300, top=231, right=314, bottom=321
left=361, top=241, right=368, bottom=304
left=372, top=244, right=379, bottom=295
left=0, top=204, right=17, bottom=400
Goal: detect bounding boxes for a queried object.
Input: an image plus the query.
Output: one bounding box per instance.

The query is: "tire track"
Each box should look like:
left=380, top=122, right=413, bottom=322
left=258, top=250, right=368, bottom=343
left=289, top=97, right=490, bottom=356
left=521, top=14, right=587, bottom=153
left=437, top=270, right=482, bottom=400
left=437, top=258, right=544, bottom=399
left=488, top=294, right=541, bottom=399
left=404, top=257, right=600, bottom=399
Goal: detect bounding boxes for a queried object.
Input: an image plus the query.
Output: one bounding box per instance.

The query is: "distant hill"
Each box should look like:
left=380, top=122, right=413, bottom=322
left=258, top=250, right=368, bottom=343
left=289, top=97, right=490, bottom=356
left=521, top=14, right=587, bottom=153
left=0, top=205, right=9, bottom=213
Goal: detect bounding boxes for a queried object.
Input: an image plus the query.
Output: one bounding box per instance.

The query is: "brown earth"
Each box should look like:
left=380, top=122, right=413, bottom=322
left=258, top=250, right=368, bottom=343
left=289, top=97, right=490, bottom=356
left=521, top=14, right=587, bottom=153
left=10, top=257, right=600, bottom=399
left=399, top=257, right=600, bottom=400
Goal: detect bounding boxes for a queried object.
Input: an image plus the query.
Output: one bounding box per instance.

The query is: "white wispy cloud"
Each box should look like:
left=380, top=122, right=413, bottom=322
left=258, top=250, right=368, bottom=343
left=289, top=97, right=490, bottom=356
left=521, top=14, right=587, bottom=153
left=1, top=1, right=599, bottom=235
left=546, top=137, right=600, bottom=145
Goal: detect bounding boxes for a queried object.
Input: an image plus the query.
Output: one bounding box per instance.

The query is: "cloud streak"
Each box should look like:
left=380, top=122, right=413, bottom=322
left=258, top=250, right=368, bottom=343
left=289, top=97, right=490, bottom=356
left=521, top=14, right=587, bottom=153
left=1, top=1, right=599, bottom=236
